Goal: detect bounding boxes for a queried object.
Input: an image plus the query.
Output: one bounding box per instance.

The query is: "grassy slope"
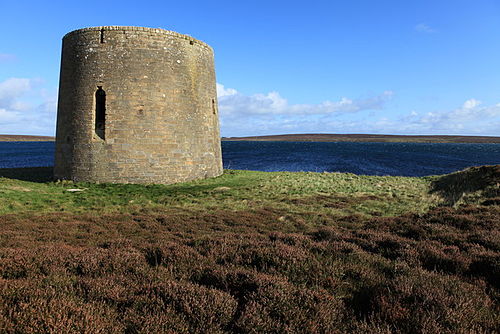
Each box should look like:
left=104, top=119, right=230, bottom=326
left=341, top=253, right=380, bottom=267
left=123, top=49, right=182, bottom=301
left=0, top=168, right=437, bottom=217
left=0, top=166, right=499, bottom=333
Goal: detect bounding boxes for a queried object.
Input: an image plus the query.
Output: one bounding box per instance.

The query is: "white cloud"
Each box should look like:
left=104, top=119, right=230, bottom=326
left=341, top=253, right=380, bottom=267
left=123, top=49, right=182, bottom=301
left=414, top=23, right=437, bottom=33
left=217, top=83, right=394, bottom=118
left=0, top=77, right=56, bottom=135
left=216, top=84, right=500, bottom=137
left=216, top=83, right=398, bottom=136
left=216, top=83, right=237, bottom=98
left=0, top=78, right=33, bottom=109
left=462, top=98, right=481, bottom=109
left=37, top=99, right=57, bottom=114
left=0, top=108, right=20, bottom=123
left=384, top=98, right=500, bottom=135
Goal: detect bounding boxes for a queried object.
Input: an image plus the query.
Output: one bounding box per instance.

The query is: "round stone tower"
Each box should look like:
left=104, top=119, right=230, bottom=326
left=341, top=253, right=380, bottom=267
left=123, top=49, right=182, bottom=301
left=54, top=26, right=223, bottom=184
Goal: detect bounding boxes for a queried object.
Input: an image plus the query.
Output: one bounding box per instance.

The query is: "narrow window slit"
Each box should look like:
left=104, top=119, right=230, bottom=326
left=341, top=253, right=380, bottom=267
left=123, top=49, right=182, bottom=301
left=212, top=98, right=217, bottom=115
left=100, top=28, right=105, bottom=43
left=95, top=86, right=106, bottom=139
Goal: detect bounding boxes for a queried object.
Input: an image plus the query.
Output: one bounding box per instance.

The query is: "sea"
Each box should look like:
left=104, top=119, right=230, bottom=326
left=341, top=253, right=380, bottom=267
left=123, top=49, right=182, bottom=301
left=0, top=141, right=499, bottom=177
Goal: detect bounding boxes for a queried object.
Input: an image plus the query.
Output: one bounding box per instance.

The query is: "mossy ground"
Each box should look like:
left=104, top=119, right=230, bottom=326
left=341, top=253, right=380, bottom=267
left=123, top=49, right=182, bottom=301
left=0, top=166, right=499, bottom=333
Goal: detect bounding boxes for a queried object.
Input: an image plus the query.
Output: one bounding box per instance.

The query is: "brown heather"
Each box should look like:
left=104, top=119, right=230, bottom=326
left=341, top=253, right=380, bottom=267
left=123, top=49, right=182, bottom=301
left=0, top=166, right=499, bottom=333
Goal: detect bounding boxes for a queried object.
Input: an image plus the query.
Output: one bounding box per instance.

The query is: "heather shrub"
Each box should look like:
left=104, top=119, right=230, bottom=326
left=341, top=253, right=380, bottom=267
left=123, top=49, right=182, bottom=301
left=195, top=267, right=277, bottom=298
left=267, top=231, right=312, bottom=247
left=0, top=281, right=121, bottom=333
left=467, top=230, right=500, bottom=251
left=194, top=267, right=346, bottom=333
left=0, top=249, right=38, bottom=279
left=468, top=253, right=500, bottom=289
left=144, top=242, right=206, bottom=279
left=64, top=247, right=144, bottom=277
left=311, top=226, right=344, bottom=242
left=416, top=242, right=470, bottom=274
left=0, top=166, right=499, bottom=332
left=74, top=275, right=140, bottom=307
left=355, top=268, right=497, bottom=332
left=121, top=304, right=190, bottom=334
left=234, top=240, right=310, bottom=272
left=143, top=281, right=238, bottom=333
left=235, top=284, right=345, bottom=333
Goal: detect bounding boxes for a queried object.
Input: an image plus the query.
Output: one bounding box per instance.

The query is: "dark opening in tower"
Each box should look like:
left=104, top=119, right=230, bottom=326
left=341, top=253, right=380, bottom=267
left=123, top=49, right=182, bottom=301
left=95, top=86, right=106, bottom=139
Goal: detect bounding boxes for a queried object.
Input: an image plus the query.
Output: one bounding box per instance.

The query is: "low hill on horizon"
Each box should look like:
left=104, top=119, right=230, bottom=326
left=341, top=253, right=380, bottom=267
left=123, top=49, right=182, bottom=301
left=223, top=133, right=500, bottom=143
left=0, top=134, right=55, bottom=142
left=2, top=133, right=500, bottom=143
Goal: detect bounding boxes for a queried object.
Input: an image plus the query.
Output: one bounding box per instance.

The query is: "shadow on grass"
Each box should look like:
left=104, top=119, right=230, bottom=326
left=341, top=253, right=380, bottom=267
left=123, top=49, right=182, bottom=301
left=0, top=167, right=54, bottom=183
left=430, top=165, right=500, bottom=205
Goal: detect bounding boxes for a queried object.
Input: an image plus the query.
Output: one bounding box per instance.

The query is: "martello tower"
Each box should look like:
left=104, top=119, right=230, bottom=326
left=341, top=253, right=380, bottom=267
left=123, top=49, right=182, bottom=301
left=54, top=26, right=223, bottom=184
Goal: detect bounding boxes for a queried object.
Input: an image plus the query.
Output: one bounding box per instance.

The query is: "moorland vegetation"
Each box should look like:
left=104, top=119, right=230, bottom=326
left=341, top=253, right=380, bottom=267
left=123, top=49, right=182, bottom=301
left=0, top=166, right=499, bottom=333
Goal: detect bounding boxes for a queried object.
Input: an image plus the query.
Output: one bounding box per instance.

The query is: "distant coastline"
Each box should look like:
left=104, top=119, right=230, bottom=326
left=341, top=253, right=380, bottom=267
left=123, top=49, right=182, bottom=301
left=2, top=133, right=500, bottom=143
left=0, top=135, right=55, bottom=142
left=222, top=133, right=500, bottom=144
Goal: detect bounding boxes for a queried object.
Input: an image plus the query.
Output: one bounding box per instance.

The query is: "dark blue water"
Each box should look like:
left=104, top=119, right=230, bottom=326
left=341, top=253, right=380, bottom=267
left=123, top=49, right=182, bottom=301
left=222, top=141, right=500, bottom=176
left=1, top=141, right=499, bottom=176
left=0, top=142, right=55, bottom=169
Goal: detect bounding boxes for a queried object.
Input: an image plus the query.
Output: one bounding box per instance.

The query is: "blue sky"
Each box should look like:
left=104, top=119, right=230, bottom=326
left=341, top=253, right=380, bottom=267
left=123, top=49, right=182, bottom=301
left=1, top=0, right=499, bottom=136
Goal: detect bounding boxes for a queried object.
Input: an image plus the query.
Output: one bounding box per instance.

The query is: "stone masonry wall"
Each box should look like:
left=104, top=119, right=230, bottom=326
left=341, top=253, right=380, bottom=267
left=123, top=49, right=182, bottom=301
left=54, top=26, right=223, bottom=184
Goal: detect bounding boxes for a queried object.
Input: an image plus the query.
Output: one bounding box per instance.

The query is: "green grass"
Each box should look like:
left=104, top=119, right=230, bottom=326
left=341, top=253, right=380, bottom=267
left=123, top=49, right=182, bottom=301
left=0, top=168, right=440, bottom=216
